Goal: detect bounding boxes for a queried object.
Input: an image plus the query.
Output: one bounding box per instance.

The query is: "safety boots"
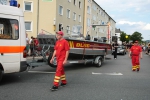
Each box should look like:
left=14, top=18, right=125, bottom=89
left=50, top=85, right=58, bottom=91
left=136, top=65, right=140, bottom=72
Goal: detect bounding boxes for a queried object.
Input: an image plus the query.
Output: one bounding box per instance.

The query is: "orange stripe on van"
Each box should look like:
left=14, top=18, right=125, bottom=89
left=0, top=46, right=25, bottom=53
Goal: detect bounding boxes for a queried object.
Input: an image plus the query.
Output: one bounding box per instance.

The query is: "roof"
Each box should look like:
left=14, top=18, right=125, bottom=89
left=115, top=28, right=121, bottom=33
left=0, top=5, right=24, bottom=16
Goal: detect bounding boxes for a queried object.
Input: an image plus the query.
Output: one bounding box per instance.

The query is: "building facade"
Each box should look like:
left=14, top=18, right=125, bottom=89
left=17, top=0, right=84, bottom=38
left=84, top=0, right=92, bottom=37
left=91, top=0, right=116, bottom=43
left=17, top=0, right=115, bottom=42
left=56, top=0, right=84, bottom=37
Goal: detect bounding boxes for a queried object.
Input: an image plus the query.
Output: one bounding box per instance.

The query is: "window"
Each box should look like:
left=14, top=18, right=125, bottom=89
left=66, top=26, right=70, bottom=34
left=59, top=24, right=63, bottom=31
left=92, top=15, right=96, bottom=21
left=67, top=9, right=71, bottom=18
left=101, top=11, right=103, bottom=16
left=68, top=0, right=71, bottom=2
left=92, top=4, right=96, bottom=10
left=73, top=12, right=76, bottom=20
left=87, top=18, right=91, bottom=26
left=78, top=15, right=81, bottom=22
left=87, top=6, right=91, bottom=14
left=0, top=18, right=19, bottom=40
left=99, top=28, right=101, bottom=32
left=98, top=20, right=101, bottom=25
left=25, top=21, right=32, bottom=31
left=79, top=1, right=81, bottom=8
left=59, top=6, right=63, bottom=15
left=74, top=0, right=76, bottom=5
left=24, top=1, right=32, bottom=11
left=88, top=0, right=91, bottom=3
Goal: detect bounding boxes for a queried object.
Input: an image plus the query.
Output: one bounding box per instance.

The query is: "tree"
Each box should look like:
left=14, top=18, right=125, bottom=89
left=120, top=31, right=127, bottom=42
left=130, top=31, right=143, bottom=42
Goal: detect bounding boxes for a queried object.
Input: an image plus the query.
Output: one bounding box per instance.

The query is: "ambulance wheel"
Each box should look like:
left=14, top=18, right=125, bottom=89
left=0, top=69, right=3, bottom=82
left=96, top=58, right=102, bottom=67
left=47, top=53, right=57, bottom=68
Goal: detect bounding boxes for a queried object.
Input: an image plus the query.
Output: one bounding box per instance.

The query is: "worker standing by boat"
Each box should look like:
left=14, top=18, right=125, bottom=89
left=129, top=41, right=142, bottom=71
left=50, top=31, right=70, bottom=91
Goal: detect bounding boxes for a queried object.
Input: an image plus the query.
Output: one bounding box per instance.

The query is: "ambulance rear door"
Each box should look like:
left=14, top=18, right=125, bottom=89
left=0, top=14, right=21, bottom=73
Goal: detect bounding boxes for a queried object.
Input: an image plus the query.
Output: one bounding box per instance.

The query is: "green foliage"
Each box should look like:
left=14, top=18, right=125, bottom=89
left=120, top=32, right=129, bottom=42
left=120, top=31, right=143, bottom=43
left=130, top=31, right=143, bottom=42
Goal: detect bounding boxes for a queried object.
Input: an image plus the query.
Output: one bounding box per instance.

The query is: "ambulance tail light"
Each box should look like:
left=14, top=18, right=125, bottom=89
left=23, top=48, right=27, bottom=58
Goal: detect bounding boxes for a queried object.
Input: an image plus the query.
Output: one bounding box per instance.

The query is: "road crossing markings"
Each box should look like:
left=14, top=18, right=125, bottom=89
left=92, top=72, right=123, bottom=75
left=28, top=71, right=55, bottom=74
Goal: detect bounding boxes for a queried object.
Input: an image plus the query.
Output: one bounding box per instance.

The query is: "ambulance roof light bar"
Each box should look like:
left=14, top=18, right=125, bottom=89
left=9, top=0, right=18, bottom=7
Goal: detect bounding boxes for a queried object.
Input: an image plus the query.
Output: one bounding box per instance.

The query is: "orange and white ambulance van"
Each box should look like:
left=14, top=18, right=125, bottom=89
left=0, top=4, right=27, bottom=82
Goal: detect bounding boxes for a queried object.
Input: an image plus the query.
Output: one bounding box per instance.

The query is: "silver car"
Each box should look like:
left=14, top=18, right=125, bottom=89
left=112, top=45, right=126, bottom=55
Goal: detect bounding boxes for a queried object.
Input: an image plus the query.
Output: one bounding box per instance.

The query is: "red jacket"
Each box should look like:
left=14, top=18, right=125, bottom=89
left=130, top=45, right=142, bottom=56
left=54, top=39, right=70, bottom=60
left=34, top=39, right=39, bottom=46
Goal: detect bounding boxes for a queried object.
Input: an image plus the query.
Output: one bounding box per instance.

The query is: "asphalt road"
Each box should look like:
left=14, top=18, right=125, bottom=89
left=0, top=53, right=150, bottom=100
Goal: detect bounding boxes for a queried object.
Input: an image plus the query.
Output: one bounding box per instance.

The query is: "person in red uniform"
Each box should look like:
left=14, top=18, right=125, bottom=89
left=50, top=31, right=70, bottom=91
left=129, top=41, right=142, bottom=71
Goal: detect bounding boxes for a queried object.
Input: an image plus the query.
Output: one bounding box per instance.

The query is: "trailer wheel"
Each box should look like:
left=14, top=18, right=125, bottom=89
left=0, top=69, right=3, bottom=82
left=47, top=53, right=57, bottom=68
left=95, top=58, right=102, bottom=67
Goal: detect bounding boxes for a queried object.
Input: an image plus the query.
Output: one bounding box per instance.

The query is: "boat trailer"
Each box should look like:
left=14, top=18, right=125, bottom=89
left=27, top=34, right=112, bottom=69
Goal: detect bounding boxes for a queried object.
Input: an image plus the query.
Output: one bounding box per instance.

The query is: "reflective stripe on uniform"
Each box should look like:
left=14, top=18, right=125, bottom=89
left=132, top=66, right=136, bottom=70
left=55, top=76, right=60, bottom=79
left=54, top=79, right=59, bottom=82
left=136, top=65, right=140, bottom=68
left=61, top=75, right=65, bottom=78
left=61, top=78, right=66, bottom=80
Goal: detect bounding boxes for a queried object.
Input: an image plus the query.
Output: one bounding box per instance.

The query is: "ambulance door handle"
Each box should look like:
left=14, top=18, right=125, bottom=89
left=1, top=53, right=4, bottom=56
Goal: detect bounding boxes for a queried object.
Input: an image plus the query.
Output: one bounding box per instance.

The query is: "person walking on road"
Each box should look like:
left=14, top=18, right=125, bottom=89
left=129, top=41, right=142, bottom=71
left=112, top=41, right=119, bottom=59
left=50, top=31, right=70, bottom=91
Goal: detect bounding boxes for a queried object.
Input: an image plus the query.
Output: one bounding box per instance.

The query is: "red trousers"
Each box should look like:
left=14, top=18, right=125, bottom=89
left=53, top=60, right=67, bottom=86
left=131, top=55, right=140, bottom=69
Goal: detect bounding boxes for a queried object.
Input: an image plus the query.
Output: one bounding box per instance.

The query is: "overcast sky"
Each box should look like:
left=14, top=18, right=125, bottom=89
left=95, top=0, right=150, bottom=40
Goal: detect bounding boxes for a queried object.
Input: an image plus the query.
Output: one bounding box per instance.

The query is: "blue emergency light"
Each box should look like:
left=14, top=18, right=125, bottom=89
left=10, top=0, right=18, bottom=7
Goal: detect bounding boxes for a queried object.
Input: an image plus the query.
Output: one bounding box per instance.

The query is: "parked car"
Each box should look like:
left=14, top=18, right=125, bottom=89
left=112, top=45, right=126, bottom=55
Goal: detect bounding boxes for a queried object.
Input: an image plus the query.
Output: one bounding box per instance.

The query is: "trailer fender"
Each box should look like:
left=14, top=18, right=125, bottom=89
left=94, top=56, right=102, bottom=64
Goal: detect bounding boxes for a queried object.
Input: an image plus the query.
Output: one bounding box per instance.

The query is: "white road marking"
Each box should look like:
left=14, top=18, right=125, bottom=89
left=92, top=72, right=123, bottom=75
left=28, top=71, right=55, bottom=74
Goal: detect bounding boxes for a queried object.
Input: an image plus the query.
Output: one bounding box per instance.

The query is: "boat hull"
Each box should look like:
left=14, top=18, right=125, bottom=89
left=66, top=39, right=112, bottom=58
